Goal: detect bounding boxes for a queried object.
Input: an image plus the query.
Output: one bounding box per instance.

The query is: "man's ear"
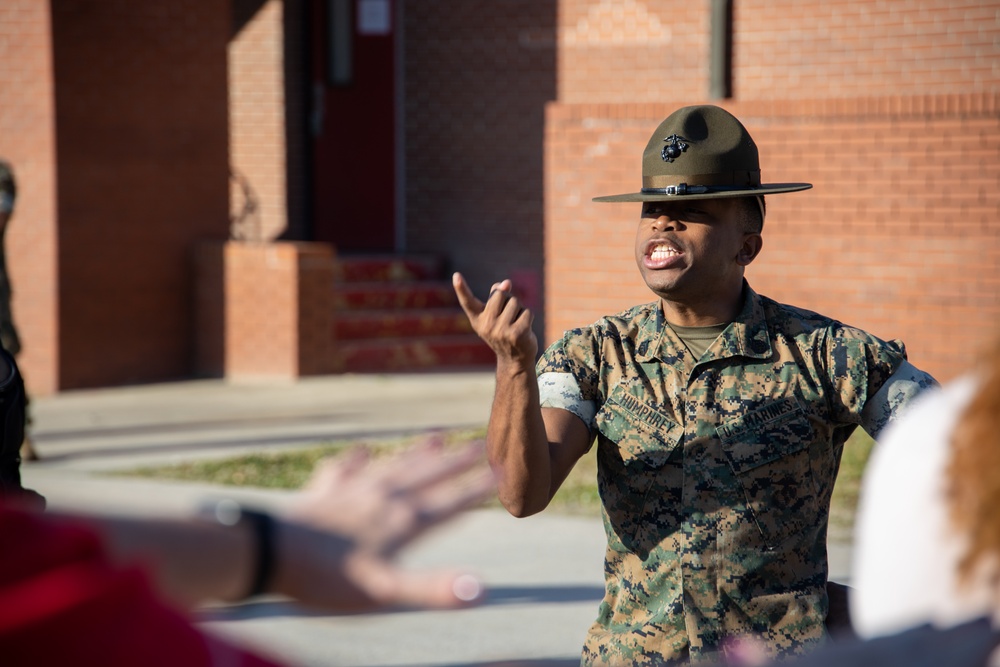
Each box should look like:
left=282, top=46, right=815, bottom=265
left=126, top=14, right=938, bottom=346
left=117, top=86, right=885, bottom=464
left=737, top=233, right=763, bottom=267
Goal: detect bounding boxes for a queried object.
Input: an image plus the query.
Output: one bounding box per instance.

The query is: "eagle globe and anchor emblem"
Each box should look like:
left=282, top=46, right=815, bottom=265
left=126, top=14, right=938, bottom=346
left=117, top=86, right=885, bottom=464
left=660, top=134, right=690, bottom=162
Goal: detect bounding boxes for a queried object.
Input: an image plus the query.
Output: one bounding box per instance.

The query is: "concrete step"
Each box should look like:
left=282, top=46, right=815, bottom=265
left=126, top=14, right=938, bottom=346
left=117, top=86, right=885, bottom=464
left=330, top=254, right=491, bottom=373
left=335, top=335, right=495, bottom=373
left=334, top=281, right=458, bottom=310
left=335, top=255, right=446, bottom=283
left=334, top=308, right=474, bottom=340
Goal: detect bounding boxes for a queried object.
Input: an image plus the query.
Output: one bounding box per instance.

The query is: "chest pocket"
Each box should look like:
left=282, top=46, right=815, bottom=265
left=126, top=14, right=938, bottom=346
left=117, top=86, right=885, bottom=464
left=716, top=398, right=818, bottom=550
left=595, top=388, right=681, bottom=469
left=594, top=388, right=683, bottom=555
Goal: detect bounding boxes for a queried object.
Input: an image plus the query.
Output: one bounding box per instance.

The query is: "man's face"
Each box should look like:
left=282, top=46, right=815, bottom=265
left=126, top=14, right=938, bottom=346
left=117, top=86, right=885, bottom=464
left=634, top=198, right=757, bottom=305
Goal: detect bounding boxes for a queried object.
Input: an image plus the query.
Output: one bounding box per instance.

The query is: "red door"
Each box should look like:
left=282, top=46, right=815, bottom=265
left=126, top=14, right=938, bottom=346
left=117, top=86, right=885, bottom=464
left=310, top=0, right=396, bottom=251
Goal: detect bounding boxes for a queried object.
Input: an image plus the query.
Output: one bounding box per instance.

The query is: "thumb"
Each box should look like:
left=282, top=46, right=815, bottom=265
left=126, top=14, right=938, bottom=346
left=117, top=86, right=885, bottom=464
left=452, top=272, right=484, bottom=319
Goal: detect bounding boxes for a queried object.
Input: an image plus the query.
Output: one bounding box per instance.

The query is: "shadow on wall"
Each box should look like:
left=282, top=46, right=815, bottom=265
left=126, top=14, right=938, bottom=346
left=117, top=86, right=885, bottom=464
left=231, top=0, right=309, bottom=241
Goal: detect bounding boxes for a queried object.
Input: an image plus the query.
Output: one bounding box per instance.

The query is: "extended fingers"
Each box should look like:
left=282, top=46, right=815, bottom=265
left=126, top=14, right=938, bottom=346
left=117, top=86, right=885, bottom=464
left=370, top=441, right=494, bottom=553
left=499, top=290, right=532, bottom=324
left=485, top=279, right=515, bottom=312
left=382, top=439, right=486, bottom=494
left=454, top=273, right=519, bottom=320
left=487, top=278, right=512, bottom=299
left=303, top=446, right=371, bottom=492
left=417, top=467, right=496, bottom=526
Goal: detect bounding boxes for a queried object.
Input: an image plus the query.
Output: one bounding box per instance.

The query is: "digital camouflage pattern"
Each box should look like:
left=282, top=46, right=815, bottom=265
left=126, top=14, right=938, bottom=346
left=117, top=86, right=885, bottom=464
left=537, top=284, right=935, bottom=665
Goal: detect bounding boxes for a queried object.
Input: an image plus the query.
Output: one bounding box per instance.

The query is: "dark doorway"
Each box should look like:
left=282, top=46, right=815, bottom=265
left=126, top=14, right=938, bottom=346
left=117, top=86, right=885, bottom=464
left=309, top=0, right=396, bottom=251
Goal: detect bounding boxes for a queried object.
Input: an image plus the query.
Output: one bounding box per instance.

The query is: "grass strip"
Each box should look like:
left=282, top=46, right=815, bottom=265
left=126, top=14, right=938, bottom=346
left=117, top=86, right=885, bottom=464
left=118, top=427, right=873, bottom=527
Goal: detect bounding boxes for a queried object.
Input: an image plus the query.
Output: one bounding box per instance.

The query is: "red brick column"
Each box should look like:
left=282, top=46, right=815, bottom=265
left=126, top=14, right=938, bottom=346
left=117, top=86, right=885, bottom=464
left=0, top=2, right=59, bottom=395
left=195, top=241, right=336, bottom=381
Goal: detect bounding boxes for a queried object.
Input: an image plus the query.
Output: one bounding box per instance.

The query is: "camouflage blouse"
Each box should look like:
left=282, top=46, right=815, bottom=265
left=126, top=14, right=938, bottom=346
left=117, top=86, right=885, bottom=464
left=536, top=283, right=935, bottom=665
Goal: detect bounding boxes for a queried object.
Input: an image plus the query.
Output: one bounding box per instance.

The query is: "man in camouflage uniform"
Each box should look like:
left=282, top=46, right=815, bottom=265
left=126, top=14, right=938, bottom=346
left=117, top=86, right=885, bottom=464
left=454, top=106, right=936, bottom=664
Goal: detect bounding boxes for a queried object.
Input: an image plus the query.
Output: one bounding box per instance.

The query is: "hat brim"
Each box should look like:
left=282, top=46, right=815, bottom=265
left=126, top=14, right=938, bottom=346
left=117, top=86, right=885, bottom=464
left=592, top=183, right=812, bottom=203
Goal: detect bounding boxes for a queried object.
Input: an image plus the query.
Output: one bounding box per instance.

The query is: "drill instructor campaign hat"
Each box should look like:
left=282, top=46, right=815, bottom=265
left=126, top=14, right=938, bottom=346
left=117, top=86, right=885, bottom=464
left=593, top=105, right=812, bottom=203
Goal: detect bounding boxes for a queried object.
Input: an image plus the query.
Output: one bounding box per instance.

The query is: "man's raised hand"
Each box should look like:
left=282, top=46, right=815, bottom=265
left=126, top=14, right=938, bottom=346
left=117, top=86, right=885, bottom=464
left=452, top=272, right=537, bottom=366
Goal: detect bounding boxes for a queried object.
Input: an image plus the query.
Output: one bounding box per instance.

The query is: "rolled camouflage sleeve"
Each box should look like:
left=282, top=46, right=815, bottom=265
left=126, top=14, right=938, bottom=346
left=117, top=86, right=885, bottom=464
left=536, top=326, right=602, bottom=430
left=860, top=359, right=938, bottom=438
left=826, top=329, right=937, bottom=439
left=537, top=372, right=596, bottom=430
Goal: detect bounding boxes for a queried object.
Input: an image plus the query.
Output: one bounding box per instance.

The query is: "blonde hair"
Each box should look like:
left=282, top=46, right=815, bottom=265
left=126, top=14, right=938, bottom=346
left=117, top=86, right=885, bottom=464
left=948, top=335, right=1000, bottom=589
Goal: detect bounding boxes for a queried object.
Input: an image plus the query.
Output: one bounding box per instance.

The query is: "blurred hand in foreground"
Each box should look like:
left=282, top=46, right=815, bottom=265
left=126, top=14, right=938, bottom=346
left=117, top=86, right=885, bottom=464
left=277, top=437, right=495, bottom=612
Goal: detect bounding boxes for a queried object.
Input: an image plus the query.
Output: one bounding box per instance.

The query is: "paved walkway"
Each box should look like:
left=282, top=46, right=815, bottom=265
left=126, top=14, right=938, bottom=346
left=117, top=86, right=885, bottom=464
left=18, top=371, right=853, bottom=667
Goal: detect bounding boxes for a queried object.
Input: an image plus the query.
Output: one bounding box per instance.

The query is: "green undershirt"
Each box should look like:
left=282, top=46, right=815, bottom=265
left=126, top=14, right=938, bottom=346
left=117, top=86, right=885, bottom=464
left=668, top=321, right=730, bottom=359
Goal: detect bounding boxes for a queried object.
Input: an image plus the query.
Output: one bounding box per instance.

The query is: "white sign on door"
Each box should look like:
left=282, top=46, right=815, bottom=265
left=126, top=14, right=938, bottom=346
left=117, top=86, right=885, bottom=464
left=357, top=0, right=391, bottom=35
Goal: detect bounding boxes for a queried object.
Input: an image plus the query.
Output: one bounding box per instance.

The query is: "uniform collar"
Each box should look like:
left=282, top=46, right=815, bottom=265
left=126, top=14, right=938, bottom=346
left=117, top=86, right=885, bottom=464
left=711, top=282, right=773, bottom=361
left=639, top=281, right=773, bottom=364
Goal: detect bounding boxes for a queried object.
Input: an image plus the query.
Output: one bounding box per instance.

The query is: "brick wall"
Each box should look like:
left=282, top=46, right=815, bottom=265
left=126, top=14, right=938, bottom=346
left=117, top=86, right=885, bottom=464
left=0, top=1, right=60, bottom=396
left=5, top=0, right=310, bottom=392
left=552, top=0, right=1000, bottom=103
left=544, top=95, right=1000, bottom=383
left=402, top=0, right=558, bottom=340
left=50, top=1, right=231, bottom=389
left=556, top=0, right=709, bottom=103
left=733, top=0, right=999, bottom=99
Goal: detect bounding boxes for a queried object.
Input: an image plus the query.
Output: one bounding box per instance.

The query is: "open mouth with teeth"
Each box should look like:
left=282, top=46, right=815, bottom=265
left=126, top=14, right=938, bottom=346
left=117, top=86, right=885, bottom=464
left=650, top=244, right=681, bottom=261
left=643, top=240, right=684, bottom=270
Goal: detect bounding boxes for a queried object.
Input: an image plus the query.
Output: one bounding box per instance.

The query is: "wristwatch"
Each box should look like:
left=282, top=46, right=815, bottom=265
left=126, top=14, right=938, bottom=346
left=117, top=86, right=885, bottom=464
left=199, top=499, right=277, bottom=599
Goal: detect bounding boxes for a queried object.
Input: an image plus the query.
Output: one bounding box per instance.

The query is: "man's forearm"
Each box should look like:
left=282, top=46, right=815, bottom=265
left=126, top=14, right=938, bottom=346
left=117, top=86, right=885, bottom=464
left=450, top=272, right=554, bottom=516
left=487, top=359, right=553, bottom=517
